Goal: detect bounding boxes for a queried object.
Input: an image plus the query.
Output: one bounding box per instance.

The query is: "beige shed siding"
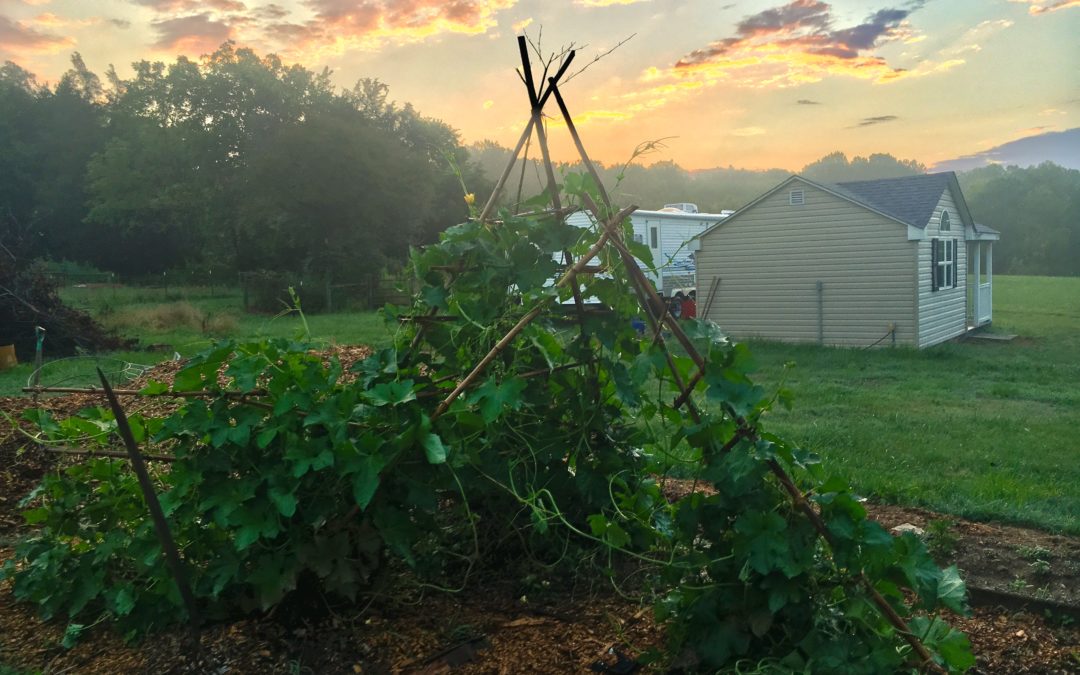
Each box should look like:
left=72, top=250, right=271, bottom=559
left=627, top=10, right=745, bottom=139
left=696, top=181, right=916, bottom=347
left=916, top=187, right=968, bottom=347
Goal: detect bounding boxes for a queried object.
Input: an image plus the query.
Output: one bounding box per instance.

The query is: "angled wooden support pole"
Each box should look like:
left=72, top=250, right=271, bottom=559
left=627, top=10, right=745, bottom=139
left=96, top=368, right=201, bottom=629
left=431, top=205, right=636, bottom=421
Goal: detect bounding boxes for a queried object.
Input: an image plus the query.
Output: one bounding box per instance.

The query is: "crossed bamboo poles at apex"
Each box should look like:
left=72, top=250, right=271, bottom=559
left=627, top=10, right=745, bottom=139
left=420, top=36, right=944, bottom=673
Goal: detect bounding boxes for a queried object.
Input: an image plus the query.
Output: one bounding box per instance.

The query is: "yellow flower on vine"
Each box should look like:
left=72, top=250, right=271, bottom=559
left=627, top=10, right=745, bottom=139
left=464, top=193, right=476, bottom=205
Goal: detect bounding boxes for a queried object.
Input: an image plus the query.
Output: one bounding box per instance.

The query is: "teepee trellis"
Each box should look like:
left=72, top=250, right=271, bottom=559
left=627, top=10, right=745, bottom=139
left=421, top=36, right=944, bottom=672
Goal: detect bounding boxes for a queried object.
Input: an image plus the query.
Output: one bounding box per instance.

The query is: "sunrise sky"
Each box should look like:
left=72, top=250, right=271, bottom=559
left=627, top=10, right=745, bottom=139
left=1, top=0, right=1077, bottom=170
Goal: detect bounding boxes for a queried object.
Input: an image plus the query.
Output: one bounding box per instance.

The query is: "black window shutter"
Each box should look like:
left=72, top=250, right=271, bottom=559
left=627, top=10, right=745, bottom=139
left=931, top=238, right=939, bottom=291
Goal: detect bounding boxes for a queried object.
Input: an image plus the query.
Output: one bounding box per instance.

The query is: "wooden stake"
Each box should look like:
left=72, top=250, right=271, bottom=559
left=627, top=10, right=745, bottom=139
left=96, top=368, right=201, bottom=628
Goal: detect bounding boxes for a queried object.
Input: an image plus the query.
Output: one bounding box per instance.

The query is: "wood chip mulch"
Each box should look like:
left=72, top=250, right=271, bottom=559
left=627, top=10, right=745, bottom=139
left=1, top=349, right=1078, bottom=673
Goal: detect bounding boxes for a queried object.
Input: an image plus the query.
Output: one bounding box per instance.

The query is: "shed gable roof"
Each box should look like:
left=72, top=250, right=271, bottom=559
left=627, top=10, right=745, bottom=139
left=695, top=171, right=978, bottom=242
left=834, top=172, right=971, bottom=229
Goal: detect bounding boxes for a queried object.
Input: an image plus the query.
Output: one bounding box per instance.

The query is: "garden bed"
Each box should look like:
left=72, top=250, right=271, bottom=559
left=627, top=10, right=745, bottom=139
left=1, top=360, right=1078, bottom=673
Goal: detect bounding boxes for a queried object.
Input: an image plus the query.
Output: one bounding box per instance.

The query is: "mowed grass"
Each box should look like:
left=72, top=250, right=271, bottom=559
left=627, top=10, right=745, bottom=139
left=1, top=277, right=1077, bottom=534
left=0, top=285, right=395, bottom=396
left=742, top=275, right=1080, bottom=534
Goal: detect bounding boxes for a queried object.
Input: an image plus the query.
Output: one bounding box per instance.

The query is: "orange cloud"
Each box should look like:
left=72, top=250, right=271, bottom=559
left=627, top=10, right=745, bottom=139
left=266, top=0, right=516, bottom=59
left=0, top=14, right=74, bottom=54
left=561, top=1, right=964, bottom=130
left=152, top=13, right=235, bottom=53
left=1008, top=0, right=1080, bottom=14
left=670, top=0, right=932, bottom=87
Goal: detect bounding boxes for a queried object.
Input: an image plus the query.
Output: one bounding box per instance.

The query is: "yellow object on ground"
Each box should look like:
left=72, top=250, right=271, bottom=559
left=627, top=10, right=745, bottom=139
left=0, top=344, right=17, bottom=370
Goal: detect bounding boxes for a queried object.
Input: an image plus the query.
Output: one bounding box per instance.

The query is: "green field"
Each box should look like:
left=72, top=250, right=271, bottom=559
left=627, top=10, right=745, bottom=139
left=0, top=285, right=395, bottom=397
left=744, top=275, right=1080, bottom=534
left=1, top=276, right=1077, bottom=533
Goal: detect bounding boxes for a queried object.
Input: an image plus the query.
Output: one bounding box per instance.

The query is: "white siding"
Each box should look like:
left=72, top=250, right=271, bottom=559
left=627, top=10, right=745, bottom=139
left=695, top=180, right=917, bottom=347
left=650, top=217, right=710, bottom=292
left=916, top=187, right=968, bottom=347
left=567, top=211, right=714, bottom=294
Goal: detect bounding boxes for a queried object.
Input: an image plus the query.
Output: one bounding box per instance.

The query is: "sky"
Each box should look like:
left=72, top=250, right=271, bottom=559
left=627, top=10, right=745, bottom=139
left=1, top=0, right=1077, bottom=171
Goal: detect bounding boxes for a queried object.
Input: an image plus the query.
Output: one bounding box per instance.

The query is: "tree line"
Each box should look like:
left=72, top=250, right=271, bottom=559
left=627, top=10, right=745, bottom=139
left=472, top=143, right=1079, bottom=277
left=2, top=45, right=1076, bottom=282
left=0, top=46, right=488, bottom=284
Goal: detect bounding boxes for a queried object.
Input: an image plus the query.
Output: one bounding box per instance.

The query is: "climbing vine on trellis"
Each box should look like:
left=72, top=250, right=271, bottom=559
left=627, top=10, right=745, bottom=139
left=3, top=37, right=974, bottom=672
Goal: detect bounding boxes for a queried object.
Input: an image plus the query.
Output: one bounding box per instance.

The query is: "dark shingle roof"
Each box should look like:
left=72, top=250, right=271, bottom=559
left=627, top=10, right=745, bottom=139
left=833, top=173, right=956, bottom=229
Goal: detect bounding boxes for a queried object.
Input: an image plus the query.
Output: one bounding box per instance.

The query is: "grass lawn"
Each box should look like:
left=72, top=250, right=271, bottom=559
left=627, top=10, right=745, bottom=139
left=0, top=285, right=395, bottom=396
left=742, top=275, right=1080, bottom=534
left=1, top=276, right=1076, bottom=534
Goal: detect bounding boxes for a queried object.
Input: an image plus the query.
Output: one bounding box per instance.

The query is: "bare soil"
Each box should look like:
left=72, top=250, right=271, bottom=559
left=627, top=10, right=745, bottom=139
left=1, top=357, right=1078, bottom=674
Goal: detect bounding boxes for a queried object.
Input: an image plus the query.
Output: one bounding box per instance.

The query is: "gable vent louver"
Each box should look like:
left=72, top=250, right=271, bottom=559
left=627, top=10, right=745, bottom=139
left=789, top=189, right=805, bottom=206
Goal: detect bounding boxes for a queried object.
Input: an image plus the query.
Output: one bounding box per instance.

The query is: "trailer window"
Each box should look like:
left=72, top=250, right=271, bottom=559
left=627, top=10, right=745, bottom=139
left=650, top=227, right=658, bottom=249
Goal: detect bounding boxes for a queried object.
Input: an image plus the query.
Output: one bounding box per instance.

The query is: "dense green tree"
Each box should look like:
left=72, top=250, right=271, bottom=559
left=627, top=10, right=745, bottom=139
left=2, top=43, right=1075, bottom=283
left=801, top=151, right=926, bottom=183
left=960, top=163, right=1080, bottom=276
left=0, top=55, right=109, bottom=263
left=78, top=44, right=482, bottom=278
left=237, top=104, right=428, bottom=280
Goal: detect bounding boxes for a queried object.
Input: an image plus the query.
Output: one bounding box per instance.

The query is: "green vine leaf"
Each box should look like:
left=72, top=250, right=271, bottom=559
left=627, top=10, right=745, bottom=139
left=420, top=432, right=447, bottom=465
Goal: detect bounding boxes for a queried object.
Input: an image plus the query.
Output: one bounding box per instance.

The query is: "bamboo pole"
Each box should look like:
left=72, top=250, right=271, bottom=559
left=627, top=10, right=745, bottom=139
left=554, top=92, right=941, bottom=672
left=431, top=205, right=636, bottom=421
left=516, top=40, right=597, bottom=401
left=44, top=445, right=175, bottom=462
left=23, top=386, right=266, bottom=398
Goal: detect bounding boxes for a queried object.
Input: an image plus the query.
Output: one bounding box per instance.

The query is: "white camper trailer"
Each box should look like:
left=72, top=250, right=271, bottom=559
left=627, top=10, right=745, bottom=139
left=565, top=204, right=731, bottom=297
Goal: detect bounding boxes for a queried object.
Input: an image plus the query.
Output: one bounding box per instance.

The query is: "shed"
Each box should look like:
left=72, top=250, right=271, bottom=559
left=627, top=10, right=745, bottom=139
left=691, top=172, right=999, bottom=348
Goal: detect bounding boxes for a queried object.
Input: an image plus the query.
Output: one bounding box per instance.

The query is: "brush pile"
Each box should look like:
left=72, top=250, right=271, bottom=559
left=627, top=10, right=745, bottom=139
left=0, top=261, right=131, bottom=362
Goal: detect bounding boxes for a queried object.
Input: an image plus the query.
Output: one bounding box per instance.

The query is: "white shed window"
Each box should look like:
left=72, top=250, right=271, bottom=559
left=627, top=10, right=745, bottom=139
left=789, top=189, right=805, bottom=205
left=932, top=238, right=956, bottom=291
left=940, top=210, right=951, bottom=232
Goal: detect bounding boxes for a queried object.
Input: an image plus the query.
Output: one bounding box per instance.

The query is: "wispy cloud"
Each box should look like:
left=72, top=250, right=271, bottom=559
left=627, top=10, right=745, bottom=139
left=941, top=18, right=1013, bottom=55
left=854, top=114, right=898, bottom=127
left=151, top=13, right=234, bottom=52
left=565, top=1, right=959, bottom=128
left=1008, top=0, right=1080, bottom=14
left=512, top=17, right=532, bottom=32
left=732, top=126, right=766, bottom=136
left=0, top=14, right=75, bottom=54
left=131, top=0, right=247, bottom=12
left=670, top=0, right=934, bottom=86
left=796, top=98, right=820, bottom=104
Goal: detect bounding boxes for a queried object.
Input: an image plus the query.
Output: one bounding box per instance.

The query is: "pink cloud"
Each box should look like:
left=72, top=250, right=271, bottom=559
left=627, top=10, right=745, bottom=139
left=1008, top=0, right=1080, bottom=14
left=132, top=0, right=247, bottom=12
left=0, top=14, right=74, bottom=54
left=151, top=13, right=234, bottom=53
left=276, top=0, right=515, bottom=55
